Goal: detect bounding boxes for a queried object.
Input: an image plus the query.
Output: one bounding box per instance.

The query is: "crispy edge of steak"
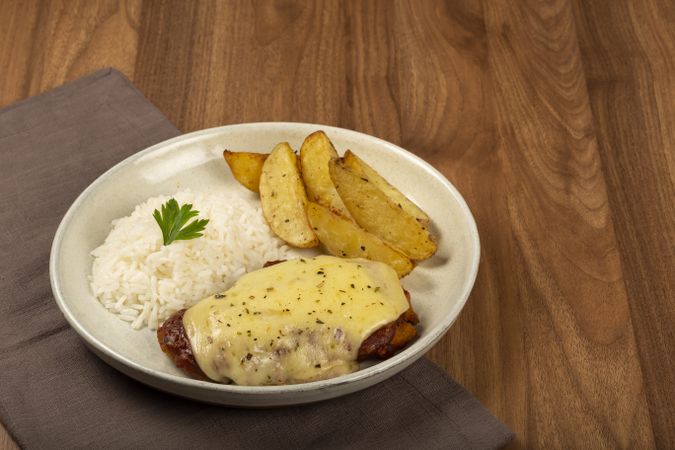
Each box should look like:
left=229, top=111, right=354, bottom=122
left=157, top=269, right=418, bottom=380
left=156, top=309, right=207, bottom=380
left=357, top=290, right=418, bottom=361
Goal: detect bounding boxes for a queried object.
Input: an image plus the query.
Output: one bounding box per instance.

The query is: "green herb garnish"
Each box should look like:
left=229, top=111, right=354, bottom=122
left=153, top=198, right=209, bottom=245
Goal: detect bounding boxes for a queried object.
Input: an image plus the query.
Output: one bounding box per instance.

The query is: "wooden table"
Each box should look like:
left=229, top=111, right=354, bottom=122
left=1, top=1, right=673, bottom=448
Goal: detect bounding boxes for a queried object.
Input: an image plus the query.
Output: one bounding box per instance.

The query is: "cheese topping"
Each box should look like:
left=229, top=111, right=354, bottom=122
left=182, top=255, right=409, bottom=385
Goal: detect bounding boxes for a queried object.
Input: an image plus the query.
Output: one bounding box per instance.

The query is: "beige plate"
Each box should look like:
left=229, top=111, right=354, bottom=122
left=49, top=123, right=480, bottom=407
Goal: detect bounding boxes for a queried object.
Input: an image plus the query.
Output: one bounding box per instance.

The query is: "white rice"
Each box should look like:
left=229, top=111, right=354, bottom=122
left=90, top=188, right=291, bottom=330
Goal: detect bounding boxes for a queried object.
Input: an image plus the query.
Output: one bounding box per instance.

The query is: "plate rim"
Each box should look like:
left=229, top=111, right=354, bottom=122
left=49, top=121, right=480, bottom=397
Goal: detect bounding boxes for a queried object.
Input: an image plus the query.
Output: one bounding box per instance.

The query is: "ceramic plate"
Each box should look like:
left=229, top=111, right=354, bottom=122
left=49, top=123, right=480, bottom=406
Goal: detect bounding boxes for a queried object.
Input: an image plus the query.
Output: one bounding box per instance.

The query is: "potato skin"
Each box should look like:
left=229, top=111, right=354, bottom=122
left=306, top=202, right=414, bottom=277
left=343, top=150, right=429, bottom=224
left=259, top=143, right=318, bottom=248
left=299, top=131, right=352, bottom=218
left=329, top=159, right=437, bottom=260
left=223, top=150, right=268, bottom=192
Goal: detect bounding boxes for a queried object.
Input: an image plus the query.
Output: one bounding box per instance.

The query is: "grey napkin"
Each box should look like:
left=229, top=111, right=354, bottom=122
left=0, top=68, right=513, bottom=450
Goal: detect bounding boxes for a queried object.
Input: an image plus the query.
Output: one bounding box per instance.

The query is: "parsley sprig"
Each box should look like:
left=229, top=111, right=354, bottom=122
left=153, top=199, right=209, bottom=246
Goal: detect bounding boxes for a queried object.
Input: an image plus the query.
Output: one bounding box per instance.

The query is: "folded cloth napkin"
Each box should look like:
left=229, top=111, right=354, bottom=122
left=0, top=68, right=513, bottom=449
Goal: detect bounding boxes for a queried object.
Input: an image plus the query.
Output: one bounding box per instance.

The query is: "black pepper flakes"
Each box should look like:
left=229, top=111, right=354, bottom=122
left=316, top=318, right=324, bottom=324
left=214, top=293, right=225, bottom=299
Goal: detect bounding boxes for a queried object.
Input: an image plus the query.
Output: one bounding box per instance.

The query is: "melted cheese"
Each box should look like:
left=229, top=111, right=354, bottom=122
left=182, top=255, right=409, bottom=385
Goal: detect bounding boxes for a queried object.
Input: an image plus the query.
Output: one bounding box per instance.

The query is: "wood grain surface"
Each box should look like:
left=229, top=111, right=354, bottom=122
left=1, top=0, right=673, bottom=448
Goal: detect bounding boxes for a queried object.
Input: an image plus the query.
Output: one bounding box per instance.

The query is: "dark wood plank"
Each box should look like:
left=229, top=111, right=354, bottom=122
left=0, top=424, right=14, bottom=450
left=134, top=0, right=350, bottom=131
left=572, top=0, right=675, bottom=447
left=0, top=0, right=141, bottom=108
left=481, top=0, right=655, bottom=447
left=0, top=0, right=40, bottom=107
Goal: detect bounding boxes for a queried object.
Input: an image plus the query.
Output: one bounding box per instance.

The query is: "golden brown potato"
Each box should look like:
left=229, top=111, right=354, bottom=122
left=343, top=150, right=429, bottom=224
left=299, top=131, right=352, bottom=218
left=259, top=143, right=318, bottom=248
left=329, top=159, right=437, bottom=260
left=306, top=202, right=414, bottom=277
left=223, top=150, right=268, bottom=193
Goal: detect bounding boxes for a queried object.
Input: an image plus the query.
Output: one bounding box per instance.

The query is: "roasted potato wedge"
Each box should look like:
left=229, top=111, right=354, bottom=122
left=299, top=131, right=352, bottom=218
left=343, top=150, right=429, bottom=224
left=223, top=150, right=268, bottom=192
left=306, top=202, right=413, bottom=277
left=329, top=159, right=437, bottom=259
left=259, top=143, right=318, bottom=248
